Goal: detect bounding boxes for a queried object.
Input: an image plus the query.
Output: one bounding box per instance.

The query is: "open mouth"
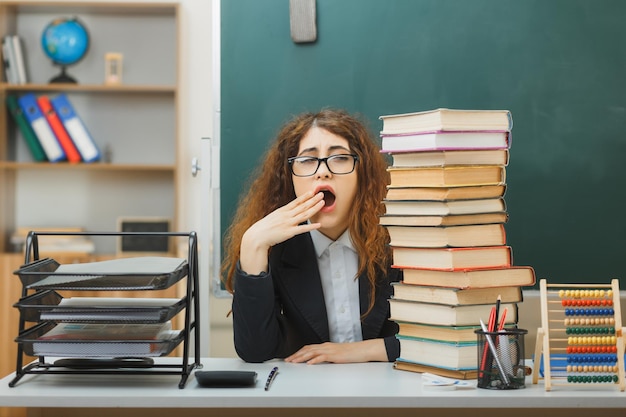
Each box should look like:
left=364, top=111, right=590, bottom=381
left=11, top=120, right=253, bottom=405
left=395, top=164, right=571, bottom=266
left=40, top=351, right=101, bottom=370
left=322, top=190, right=336, bottom=207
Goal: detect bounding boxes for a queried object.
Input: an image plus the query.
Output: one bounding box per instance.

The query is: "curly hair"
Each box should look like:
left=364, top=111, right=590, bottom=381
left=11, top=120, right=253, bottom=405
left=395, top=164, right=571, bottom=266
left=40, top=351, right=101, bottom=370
left=221, top=108, right=391, bottom=316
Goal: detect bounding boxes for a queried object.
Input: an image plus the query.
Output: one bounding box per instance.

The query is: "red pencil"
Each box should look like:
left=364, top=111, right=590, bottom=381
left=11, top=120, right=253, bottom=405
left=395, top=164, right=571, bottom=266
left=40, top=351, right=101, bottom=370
left=497, top=308, right=508, bottom=331
left=479, top=306, right=497, bottom=376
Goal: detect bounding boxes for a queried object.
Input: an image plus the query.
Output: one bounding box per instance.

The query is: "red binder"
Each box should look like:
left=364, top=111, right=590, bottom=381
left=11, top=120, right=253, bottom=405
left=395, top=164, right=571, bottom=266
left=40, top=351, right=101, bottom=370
left=37, top=95, right=82, bottom=163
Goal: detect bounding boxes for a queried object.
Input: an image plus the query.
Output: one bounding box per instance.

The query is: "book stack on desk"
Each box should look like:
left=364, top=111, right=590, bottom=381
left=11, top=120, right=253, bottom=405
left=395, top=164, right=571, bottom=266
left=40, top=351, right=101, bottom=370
left=378, top=108, right=536, bottom=379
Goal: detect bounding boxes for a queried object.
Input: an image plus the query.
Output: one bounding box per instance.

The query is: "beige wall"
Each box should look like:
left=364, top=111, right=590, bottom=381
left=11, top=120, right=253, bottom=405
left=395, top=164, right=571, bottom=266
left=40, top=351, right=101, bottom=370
left=209, top=294, right=236, bottom=357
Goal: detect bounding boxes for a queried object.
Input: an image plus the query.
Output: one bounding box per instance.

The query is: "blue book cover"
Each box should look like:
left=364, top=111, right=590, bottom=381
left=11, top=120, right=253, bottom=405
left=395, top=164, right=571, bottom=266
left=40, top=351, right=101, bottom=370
left=17, top=93, right=65, bottom=162
left=50, top=93, right=100, bottom=163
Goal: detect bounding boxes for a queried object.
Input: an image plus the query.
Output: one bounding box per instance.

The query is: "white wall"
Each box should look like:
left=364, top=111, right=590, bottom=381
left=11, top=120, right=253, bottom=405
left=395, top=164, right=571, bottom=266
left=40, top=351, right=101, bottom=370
left=175, top=0, right=235, bottom=357
left=171, top=0, right=231, bottom=357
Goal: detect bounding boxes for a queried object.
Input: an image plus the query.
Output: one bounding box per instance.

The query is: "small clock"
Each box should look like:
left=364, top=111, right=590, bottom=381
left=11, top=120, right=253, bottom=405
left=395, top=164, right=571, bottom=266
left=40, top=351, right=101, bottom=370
left=104, top=52, right=123, bottom=85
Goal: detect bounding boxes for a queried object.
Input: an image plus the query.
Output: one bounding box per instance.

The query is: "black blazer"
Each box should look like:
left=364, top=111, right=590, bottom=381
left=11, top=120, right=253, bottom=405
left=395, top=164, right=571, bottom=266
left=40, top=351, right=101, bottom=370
left=232, top=232, right=401, bottom=363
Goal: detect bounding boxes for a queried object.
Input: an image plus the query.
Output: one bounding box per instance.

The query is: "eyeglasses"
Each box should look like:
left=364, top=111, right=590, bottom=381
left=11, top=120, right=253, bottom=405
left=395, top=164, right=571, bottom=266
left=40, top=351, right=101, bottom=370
left=287, top=154, right=359, bottom=177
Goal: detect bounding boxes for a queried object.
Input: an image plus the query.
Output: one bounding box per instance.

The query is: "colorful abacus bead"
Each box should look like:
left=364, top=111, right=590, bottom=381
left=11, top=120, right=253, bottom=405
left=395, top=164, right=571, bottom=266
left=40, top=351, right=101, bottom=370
left=567, top=374, right=619, bottom=384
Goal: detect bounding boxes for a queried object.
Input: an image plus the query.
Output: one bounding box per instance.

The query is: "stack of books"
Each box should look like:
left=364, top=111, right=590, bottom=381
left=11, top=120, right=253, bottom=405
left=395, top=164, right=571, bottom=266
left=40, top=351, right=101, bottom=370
left=378, top=108, right=536, bottom=379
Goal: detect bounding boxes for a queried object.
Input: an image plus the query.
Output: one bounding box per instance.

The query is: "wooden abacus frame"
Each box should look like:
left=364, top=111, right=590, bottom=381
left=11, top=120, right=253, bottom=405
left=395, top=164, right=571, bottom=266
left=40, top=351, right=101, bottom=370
left=532, top=279, right=625, bottom=391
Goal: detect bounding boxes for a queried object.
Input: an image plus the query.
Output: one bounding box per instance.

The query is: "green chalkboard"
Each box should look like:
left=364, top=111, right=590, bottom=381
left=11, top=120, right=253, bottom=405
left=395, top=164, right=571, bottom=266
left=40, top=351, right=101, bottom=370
left=221, top=0, right=626, bottom=286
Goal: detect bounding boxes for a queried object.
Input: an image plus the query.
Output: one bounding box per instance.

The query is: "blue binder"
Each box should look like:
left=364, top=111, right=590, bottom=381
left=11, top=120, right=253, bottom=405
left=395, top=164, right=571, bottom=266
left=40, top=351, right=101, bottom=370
left=17, top=93, right=65, bottom=162
left=6, top=95, right=47, bottom=162
left=50, top=93, right=101, bottom=163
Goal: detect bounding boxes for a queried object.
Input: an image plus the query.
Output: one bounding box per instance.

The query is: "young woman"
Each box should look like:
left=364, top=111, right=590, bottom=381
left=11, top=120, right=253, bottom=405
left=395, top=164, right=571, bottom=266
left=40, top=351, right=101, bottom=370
left=222, top=108, right=401, bottom=364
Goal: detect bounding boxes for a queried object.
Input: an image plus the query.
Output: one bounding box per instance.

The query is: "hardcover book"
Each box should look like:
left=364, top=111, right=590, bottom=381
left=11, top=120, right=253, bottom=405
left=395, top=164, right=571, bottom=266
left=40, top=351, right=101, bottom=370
left=387, top=165, right=506, bottom=188
left=399, top=266, right=536, bottom=289
left=394, top=359, right=479, bottom=380
left=388, top=149, right=509, bottom=167
left=395, top=321, right=482, bottom=343
left=379, top=212, right=508, bottom=227
left=393, top=282, right=523, bottom=306
left=379, top=108, right=512, bottom=135
left=396, top=336, right=479, bottom=370
left=383, top=198, right=506, bottom=216
left=384, top=185, right=506, bottom=201
left=388, top=299, right=518, bottom=327
left=391, top=245, right=512, bottom=270
left=392, top=282, right=522, bottom=306
left=386, top=223, right=506, bottom=248
left=381, top=131, right=510, bottom=152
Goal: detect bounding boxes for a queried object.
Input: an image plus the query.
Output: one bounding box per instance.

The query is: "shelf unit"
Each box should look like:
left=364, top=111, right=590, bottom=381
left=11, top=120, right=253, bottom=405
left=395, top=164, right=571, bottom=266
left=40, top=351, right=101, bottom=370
left=9, top=230, right=201, bottom=389
left=0, top=1, right=180, bottom=255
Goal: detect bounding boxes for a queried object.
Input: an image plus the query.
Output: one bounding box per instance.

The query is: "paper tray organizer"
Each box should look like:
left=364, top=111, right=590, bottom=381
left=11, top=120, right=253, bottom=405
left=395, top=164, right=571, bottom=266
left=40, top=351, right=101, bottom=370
left=16, top=321, right=185, bottom=357
left=16, top=257, right=188, bottom=290
left=14, top=290, right=187, bottom=324
left=8, top=230, right=201, bottom=389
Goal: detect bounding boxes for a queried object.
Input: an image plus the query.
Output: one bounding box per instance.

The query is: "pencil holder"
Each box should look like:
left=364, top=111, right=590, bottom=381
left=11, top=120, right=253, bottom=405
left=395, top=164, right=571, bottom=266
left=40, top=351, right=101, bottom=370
left=475, top=328, right=527, bottom=390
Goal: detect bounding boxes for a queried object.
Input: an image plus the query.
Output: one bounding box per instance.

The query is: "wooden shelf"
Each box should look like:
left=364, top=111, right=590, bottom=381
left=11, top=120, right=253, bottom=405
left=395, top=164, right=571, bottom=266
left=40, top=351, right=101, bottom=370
left=3, top=1, right=180, bottom=15
left=0, top=83, right=176, bottom=93
left=0, top=161, right=175, bottom=171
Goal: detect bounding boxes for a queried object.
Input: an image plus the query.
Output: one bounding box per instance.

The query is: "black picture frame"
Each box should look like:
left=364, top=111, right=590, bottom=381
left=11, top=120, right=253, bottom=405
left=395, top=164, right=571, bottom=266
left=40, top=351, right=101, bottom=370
left=117, top=217, right=171, bottom=255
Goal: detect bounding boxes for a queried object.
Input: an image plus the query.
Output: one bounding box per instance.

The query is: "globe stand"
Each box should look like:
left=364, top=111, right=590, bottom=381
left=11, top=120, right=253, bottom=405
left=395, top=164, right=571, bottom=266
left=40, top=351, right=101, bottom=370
left=49, top=66, right=78, bottom=84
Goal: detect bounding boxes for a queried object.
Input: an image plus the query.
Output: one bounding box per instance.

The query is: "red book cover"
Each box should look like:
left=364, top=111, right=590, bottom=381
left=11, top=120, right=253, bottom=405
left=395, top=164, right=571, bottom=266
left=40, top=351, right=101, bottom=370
left=37, top=95, right=82, bottom=163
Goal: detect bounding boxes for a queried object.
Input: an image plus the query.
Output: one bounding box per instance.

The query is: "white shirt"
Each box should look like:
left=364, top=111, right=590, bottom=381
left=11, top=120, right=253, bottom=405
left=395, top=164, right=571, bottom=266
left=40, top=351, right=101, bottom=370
left=309, top=229, right=363, bottom=343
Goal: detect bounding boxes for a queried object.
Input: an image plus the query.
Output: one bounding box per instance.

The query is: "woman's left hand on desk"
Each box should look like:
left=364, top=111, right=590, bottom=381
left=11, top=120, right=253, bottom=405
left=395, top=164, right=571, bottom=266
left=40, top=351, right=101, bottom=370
left=284, top=339, right=387, bottom=364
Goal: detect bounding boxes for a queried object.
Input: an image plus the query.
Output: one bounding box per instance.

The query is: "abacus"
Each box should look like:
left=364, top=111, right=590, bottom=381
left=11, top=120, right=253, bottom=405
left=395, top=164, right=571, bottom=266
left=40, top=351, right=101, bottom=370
left=532, top=279, right=625, bottom=391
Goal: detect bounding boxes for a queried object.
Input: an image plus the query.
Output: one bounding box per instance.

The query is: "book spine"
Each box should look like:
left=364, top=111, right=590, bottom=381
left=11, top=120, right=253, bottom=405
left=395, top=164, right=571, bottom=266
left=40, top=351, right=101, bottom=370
left=11, top=35, right=27, bottom=84
left=17, top=93, right=66, bottom=162
left=50, top=94, right=101, bottom=163
left=37, top=95, right=82, bottom=163
left=6, top=95, right=47, bottom=162
left=1, top=35, right=18, bottom=84
left=1, top=36, right=10, bottom=82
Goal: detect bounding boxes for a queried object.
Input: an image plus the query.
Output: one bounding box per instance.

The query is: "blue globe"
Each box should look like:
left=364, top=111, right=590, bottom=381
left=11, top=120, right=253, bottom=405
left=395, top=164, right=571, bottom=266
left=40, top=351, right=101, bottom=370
left=41, top=17, right=89, bottom=66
